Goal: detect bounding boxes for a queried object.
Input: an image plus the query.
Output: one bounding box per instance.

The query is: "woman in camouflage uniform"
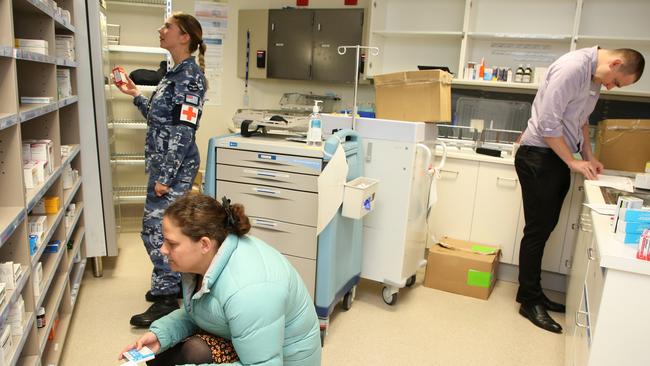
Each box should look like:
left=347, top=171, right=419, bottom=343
left=114, top=12, right=207, bottom=327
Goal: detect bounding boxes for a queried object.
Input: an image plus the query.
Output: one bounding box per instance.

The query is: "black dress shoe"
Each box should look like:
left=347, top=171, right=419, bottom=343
left=519, top=303, right=563, bottom=334
left=130, top=298, right=179, bottom=327
left=542, top=295, right=566, bottom=313
left=145, top=290, right=182, bottom=302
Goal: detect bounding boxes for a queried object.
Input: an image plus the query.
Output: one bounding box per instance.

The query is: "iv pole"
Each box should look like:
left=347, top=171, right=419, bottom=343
left=337, top=45, right=379, bottom=130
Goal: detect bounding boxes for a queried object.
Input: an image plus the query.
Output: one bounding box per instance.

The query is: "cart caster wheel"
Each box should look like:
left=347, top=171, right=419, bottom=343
left=342, top=290, right=353, bottom=311
left=382, top=286, right=397, bottom=305
left=405, top=274, right=416, bottom=287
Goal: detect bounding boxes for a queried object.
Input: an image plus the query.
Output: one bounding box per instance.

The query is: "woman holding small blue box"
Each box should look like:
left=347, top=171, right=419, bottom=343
left=119, top=193, right=321, bottom=365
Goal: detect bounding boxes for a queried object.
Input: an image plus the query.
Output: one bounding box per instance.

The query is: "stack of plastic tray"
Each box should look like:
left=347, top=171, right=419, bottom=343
left=455, top=96, right=531, bottom=133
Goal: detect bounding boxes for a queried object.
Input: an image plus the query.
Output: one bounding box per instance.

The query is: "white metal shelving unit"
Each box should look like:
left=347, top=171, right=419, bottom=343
left=108, top=44, right=168, bottom=54
left=0, top=0, right=88, bottom=364
left=104, top=0, right=170, bottom=232
left=366, top=0, right=650, bottom=99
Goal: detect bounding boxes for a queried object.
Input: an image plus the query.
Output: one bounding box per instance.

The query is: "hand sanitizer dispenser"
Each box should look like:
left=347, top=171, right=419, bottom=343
left=307, top=100, right=323, bottom=146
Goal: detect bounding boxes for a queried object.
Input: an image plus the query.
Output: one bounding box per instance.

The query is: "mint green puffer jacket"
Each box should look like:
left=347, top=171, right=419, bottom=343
left=150, top=234, right=321, bottom=366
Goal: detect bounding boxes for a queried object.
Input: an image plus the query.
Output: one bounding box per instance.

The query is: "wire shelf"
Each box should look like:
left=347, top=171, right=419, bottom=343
left=106, top=0, right=166, bottom=6
left=110, top=153, right=145, bottom=165
left=108, top=119, right=147, bottom=129
left=114, top=186, right=147, bottom=203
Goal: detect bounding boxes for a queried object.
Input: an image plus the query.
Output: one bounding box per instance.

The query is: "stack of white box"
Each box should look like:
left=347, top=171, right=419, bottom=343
left=28, top=214, right=48, bottom=244
left=8, top=295, right=25, bottom=336
left=613, top=196, right=650, bottom=244
left=33, top=262, right=43, bottom=298
left=65, top=203, right=76, bottom=229
left=22, top=139, right=53, bottom=189
left=15, top=38, right=48, bottom=55
left=0, top=324, right=12, bottom=366
left=0, top=262, right=21, bottom=291
left=57, top=68, right=72, bottom=99
left=55, top=35, right=75, bottom=62
left=62, top=165, right=79, bottom=189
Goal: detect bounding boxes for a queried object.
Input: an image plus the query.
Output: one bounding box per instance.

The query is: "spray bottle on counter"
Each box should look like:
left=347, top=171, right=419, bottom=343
left=306, top=100, right=323, bottom=146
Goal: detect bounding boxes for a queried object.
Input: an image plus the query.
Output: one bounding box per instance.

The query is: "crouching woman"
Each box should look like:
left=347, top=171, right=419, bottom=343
left=120, top=193, right=321, bottom=365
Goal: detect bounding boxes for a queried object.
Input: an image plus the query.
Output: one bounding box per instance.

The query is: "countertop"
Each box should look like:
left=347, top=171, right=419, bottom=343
left=435, top=145, right=515, bottom=166
left=585, top=179, right=650, bottom=276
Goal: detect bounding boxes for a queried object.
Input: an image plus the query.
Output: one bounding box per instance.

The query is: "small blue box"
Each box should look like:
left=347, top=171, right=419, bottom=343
left=617, top=221, right=650, bottom=234
left=29, top=235, right=38, bottom=255
left=617, top=232, right=642, bottom=244
left=45, top=239, right=61, bottom=253
left=622, top=209, right=650, bottom=222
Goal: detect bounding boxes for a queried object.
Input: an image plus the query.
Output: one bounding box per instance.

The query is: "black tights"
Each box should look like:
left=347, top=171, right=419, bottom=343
left=147, top=336, right=213, bottom=365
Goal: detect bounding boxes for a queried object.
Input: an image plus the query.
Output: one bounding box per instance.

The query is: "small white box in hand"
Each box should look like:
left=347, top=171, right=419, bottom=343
left=123, top=346, right=155, bottom=363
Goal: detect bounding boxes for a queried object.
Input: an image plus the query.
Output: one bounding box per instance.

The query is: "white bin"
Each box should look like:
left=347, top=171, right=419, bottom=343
left=342, top=177, right=379, bottom=219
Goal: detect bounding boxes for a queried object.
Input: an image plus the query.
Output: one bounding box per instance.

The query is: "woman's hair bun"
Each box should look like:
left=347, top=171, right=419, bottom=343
left=229, top=204, right=250, bottom=236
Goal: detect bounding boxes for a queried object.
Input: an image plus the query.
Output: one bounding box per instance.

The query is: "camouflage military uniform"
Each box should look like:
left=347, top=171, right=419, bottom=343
left=133, top=56, right=205, bottom=296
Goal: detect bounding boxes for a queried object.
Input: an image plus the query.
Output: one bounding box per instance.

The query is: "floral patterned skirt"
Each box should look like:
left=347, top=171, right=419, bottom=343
left=194, top=332, right=239, bottom=364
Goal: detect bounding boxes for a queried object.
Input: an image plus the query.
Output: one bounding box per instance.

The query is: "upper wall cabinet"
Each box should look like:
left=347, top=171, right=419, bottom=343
left=366, top=0, right=650, bottom=98
left=238, top=8, right=364, bottom=82
left=268, top=9, right=314, bottom=80
left=311, top=9, right=364, bottom=82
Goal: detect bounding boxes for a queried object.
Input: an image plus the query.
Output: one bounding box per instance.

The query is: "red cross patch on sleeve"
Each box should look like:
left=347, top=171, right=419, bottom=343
left=180, top=104, right=199, bottom=125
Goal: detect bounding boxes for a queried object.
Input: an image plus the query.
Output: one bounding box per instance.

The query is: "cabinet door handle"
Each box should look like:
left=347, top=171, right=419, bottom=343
left=440, top=169, right=459, bottom=177
left=587, top=247, right=597, bottom=261
left=252, top=187, right=279, bottom=196
left=576, top=310, right=590, bottom=329
left=271, top=23, right=275, bottom=31
left=317, top=23, right=321, bottom=31
left=496, top=176, right=518, bottom=185
left=252, top=219, right=278, bottom=228
left=244, top=169, right=289, bottom=180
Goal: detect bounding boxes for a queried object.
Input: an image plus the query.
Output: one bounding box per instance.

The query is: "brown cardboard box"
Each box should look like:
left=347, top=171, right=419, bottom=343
left=595, top=119, right=650, bottom=173
left=374, top=70, right=452, bottom=122
left=192, top=170, right=204, bottom=193
left=424, top=236, right=500, bottom=300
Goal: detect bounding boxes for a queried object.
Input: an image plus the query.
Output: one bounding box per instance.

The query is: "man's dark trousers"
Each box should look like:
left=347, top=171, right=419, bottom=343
left=514, top=145, right=571, bottom=305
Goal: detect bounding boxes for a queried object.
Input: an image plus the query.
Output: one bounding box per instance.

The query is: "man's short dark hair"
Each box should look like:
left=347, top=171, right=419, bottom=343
left=615, top=48, right=645, bottom=82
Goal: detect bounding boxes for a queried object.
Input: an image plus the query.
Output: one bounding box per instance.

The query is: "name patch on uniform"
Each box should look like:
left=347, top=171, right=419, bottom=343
left=180, top=104, right=199, bottom=125
left=185, top=93, right=200, bottom=106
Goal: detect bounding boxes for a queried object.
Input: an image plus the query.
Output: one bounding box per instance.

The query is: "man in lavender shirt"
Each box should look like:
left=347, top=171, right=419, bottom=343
left=515, top=47, right=644, bottom=333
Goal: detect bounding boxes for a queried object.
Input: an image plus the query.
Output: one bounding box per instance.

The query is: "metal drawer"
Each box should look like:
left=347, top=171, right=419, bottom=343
left=216, top=148, right=322, bottom=175
left=249, top=216, right=317, bottom=259
left=216, top=180, right=318, bottom=227
left=285, top=254, right=316, bottom=300
left=217, top=164, right=318, bottom=192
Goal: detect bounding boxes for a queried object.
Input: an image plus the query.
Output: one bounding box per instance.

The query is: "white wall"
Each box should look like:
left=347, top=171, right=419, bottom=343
left=173, top=0, right=375, bottom=170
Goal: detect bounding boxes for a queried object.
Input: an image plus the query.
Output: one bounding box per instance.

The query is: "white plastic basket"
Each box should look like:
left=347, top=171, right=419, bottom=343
left=342, top=177, right=379, bottom=219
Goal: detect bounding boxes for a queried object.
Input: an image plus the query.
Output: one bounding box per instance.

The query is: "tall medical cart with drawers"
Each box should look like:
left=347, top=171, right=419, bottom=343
left=204, top=128, right=368, bottom=345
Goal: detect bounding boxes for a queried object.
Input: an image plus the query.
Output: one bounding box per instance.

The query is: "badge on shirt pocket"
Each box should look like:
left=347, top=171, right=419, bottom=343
left=184, top=93, right=201, bottom=106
